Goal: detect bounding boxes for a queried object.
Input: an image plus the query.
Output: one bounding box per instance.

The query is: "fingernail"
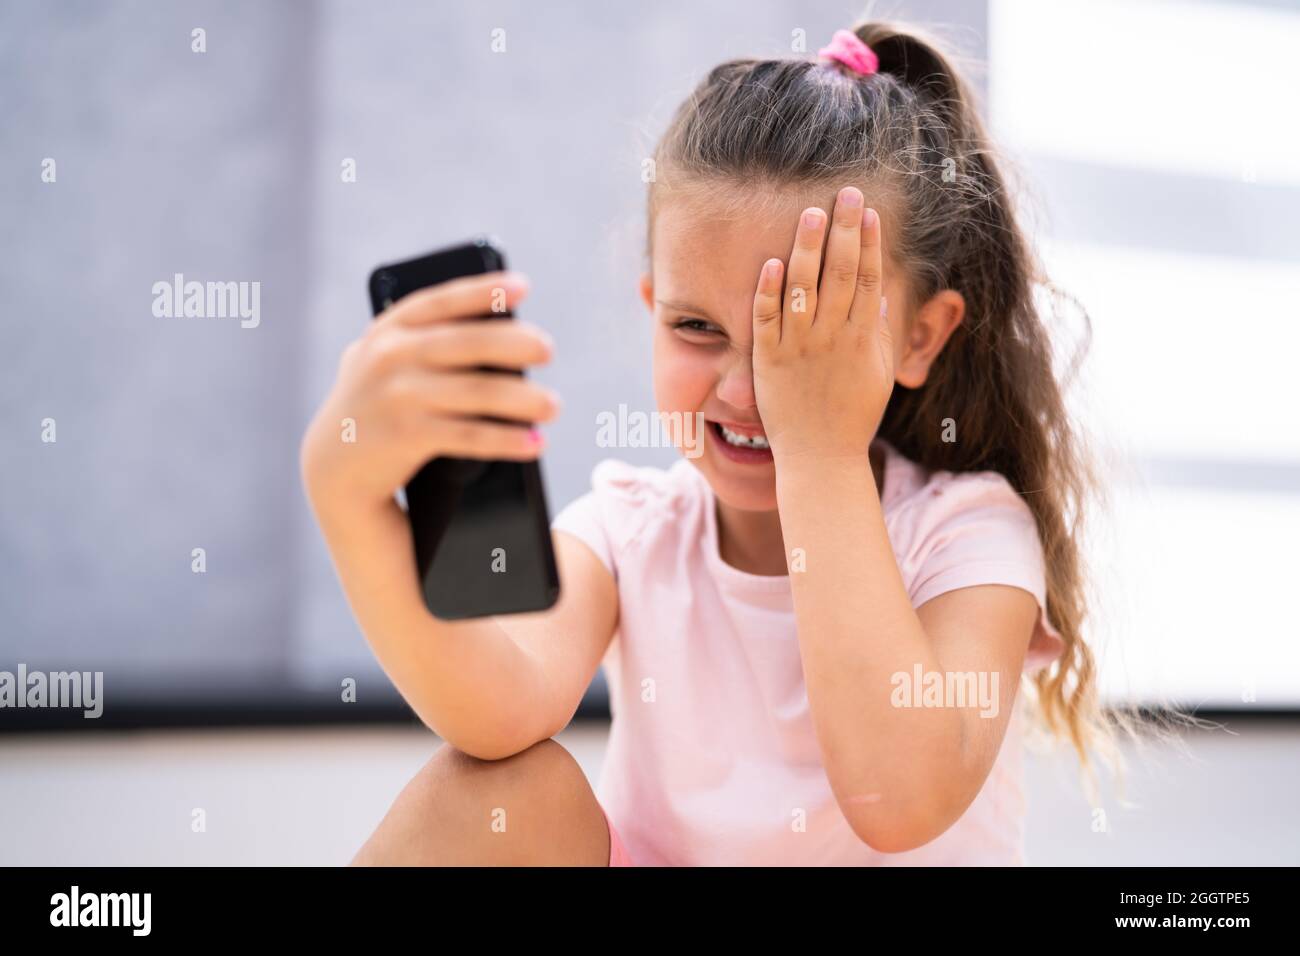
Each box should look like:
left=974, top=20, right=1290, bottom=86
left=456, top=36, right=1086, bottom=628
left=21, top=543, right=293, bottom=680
left=880, top=295, right=888, bottom=318
left=803, top=209, right=822, bottom=228
left=764, top=259, right=782, bottom=280
left=863, top=207, right=877, bottom=228
left=528, top=427, right=544, bottom=445
left=840, top=187, right=862, bottom=207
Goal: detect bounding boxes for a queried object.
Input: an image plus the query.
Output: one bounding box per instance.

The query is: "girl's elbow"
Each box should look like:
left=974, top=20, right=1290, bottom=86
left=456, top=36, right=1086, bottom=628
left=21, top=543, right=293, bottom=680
left=846, top=799, right=965, bottom=854
left=434, top=727, right=542, bottom=762
left=413, top=705, right=546, bottom=762
left=850, top=816, right=935, bottom=854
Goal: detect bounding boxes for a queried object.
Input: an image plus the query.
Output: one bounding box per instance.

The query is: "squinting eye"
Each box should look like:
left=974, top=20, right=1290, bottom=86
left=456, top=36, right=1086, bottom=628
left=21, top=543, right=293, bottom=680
left=673, top=318, right=718, bottom=335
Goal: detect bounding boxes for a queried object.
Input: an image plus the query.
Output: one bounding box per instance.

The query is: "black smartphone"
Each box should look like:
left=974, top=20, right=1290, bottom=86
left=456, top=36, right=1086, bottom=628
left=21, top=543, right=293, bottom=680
left=368, top=237, right=560, bottom=620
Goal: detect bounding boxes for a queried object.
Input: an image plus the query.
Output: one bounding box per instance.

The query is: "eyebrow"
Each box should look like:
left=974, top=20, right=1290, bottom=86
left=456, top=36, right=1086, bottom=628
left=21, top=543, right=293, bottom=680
left=656, top=298, right=719, bottom=320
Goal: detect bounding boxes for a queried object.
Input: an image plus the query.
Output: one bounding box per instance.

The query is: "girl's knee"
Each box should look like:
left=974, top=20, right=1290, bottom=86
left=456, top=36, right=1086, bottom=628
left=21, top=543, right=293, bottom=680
left=432, top=737, right=607, bottom=864
left=429, top=737, right=589, bottom=810
left=352, top=737, right=605, bottom=866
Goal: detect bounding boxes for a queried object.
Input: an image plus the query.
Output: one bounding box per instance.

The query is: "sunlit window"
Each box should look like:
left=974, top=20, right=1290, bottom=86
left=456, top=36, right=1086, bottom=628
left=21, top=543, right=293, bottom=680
left=989, top=0, right=1300, bottom=707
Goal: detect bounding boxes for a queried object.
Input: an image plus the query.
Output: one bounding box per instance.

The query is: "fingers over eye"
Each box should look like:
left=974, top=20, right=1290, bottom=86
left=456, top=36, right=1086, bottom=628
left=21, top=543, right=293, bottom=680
left=784, top=207, right=826, bottom=328
left=753, top=258, right=785, bottom=350
left=848, top=206, right=883, bottom=326
left=818, top=186, right=864, bottom=324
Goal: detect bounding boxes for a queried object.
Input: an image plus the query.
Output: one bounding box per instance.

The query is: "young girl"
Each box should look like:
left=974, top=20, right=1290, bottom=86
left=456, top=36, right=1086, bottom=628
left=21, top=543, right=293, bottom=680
left=302, top=20, right=1130, bottom=866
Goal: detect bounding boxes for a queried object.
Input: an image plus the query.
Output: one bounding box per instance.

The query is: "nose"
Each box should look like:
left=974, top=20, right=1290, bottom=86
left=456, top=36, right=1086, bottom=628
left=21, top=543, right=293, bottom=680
left=715, top=350, right=758, bottom=412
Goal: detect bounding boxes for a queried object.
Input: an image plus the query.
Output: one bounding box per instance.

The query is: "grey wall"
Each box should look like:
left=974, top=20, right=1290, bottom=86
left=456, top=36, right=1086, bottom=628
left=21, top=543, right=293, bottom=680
left=0, top=0, right=986, bottom=710
left=1, top=0, right=319, bottom=700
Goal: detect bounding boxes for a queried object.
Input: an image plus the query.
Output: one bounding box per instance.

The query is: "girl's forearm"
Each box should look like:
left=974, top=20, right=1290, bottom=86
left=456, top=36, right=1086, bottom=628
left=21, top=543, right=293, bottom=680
left=774, top=456, right=968, bottom=849
left=307, top=490, right=553, bottom=759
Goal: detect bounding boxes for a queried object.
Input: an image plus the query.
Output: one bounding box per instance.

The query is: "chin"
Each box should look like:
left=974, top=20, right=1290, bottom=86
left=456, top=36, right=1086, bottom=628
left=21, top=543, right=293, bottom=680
left=690, top=450, right=780, bottom=512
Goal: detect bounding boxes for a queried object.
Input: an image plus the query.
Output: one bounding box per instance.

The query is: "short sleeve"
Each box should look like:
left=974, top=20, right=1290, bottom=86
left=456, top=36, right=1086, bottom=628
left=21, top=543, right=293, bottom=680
left=551, top=456, right=696, bottom=591
left=551, top=487, right=616, bottom=580
left=550, top=458, right=647, bottom=581
left=905, top=472, right=1066, bottom=675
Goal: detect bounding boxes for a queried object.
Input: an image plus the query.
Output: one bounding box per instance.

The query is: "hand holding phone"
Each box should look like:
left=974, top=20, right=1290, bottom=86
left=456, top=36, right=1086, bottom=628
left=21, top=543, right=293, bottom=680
left=300, top=239, right=563, bottom=619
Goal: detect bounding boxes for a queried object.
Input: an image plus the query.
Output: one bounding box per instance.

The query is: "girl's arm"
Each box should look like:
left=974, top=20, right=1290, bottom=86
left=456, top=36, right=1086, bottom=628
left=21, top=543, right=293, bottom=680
left=307, top=487, right=617, bottom=761
left=775, top=459, right=1038, bottom=853
left=751, top=189, right=1036, bottom=852
left=301, top=271, right=616, bottom=760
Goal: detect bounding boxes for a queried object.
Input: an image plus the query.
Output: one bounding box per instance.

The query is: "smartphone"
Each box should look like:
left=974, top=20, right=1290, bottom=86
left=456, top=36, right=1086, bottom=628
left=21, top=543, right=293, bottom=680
left=368, top=237, right=560, bottom=620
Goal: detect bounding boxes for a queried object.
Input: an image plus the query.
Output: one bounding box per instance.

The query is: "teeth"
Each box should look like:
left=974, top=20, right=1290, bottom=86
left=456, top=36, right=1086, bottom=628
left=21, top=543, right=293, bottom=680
left=718, top=423, right=770, bottom=449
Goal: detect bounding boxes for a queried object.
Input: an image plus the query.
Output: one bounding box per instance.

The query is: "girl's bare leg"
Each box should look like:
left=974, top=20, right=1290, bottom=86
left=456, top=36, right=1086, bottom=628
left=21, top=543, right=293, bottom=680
left=350, top=737, right=612, bottom=866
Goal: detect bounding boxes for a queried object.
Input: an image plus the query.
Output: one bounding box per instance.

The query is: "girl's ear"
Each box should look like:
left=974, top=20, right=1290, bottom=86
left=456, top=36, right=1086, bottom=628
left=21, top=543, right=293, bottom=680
left=639, top=272, right=654, bottom=311
left=895, top=288, right=965, bottom=388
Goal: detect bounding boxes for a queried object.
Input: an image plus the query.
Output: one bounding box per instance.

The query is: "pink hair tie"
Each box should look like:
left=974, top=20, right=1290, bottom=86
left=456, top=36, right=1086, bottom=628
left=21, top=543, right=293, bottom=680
left=817, top=29, right=879, bottom=77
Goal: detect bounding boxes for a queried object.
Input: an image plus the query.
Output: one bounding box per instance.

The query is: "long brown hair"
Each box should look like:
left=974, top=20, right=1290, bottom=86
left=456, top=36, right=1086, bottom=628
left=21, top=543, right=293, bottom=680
left=644, top=17, right=1198, bottom=801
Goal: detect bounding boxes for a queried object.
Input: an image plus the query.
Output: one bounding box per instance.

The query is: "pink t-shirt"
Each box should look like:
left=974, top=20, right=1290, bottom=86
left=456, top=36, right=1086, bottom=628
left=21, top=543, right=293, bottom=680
left=550, top=436, right=1065, bottom=865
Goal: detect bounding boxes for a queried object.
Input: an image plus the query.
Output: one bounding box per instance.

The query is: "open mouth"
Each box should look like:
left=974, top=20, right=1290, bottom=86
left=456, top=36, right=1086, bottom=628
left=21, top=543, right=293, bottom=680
left=713, top=422, right=769, bottom=449
left=707, top=420, right=773, bottom=462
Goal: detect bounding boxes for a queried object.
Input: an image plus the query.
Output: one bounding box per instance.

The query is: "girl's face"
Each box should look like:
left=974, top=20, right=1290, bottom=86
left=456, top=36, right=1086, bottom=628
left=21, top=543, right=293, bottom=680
left=641, top=189, right=913, bottom=513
